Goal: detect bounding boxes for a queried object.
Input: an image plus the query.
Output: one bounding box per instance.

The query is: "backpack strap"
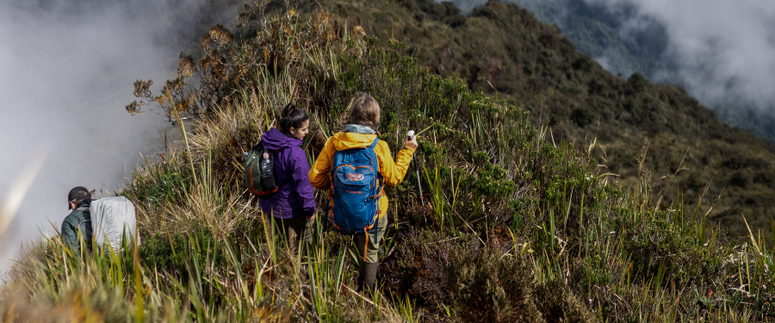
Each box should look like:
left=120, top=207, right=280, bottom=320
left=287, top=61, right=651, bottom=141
left=362, top=227, right=369, bottom=262
left=373, top=217, right=379, bottom=248
left=361, top=216, right=380, bottom=262
left=368, top=138, right=381, bottom=255
left=368, top=138, right=379, bottom=150
left=367, top=138, right=383, bottom=200
left=270, top=146, right=293, bottom=189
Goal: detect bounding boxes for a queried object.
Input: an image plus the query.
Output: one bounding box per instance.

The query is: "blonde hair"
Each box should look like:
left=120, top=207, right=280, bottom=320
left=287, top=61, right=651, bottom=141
left=348, top=93, right=380, bottom=129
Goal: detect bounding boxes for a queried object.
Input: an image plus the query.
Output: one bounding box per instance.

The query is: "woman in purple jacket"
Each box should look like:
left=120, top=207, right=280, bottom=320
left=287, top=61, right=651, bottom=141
left=259, top=103, right=316, bottom=247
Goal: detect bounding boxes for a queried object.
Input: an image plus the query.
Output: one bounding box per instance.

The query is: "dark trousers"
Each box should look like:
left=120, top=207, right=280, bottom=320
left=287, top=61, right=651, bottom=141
left=272, top=216, right=313, bottom=251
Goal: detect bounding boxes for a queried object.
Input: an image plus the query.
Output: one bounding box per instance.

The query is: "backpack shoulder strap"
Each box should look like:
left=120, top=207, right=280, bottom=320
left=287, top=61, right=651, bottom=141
left=368, top=138, right=384, bottom=194
left=368, top=138, right=382, bottom=179
left=368, top=138, right=379, bottom=150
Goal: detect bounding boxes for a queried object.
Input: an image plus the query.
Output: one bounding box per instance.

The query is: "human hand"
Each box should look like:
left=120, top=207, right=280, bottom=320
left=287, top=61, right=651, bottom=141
left=405, top=134, right=418, bottom=150
left=306, top=213, right=316, bottom=222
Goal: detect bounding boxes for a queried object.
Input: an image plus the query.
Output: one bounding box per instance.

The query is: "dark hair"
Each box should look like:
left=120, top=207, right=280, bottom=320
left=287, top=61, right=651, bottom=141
left=279, top=103, right=309, bottom=135
left=348, top=93, right=380, bottom=129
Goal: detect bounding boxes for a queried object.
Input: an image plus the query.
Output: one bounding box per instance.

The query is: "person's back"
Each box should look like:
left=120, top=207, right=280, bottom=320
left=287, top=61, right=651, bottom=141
left=258, top=103, right=316, bottom=248
left=61, top=186, right=93, bottom=256
left=309, top=93, right=417, bottom=291
left=258, top=128, right=315, bottom=219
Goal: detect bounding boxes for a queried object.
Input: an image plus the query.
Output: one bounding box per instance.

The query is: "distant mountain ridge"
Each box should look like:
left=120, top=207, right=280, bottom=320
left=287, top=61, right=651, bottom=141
left=507, top=0, right=775, bottom=144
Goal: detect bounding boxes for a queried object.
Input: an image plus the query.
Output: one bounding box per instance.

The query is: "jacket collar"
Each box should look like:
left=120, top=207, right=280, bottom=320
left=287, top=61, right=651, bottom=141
left=261, top=128, right=302, bottom=150
left=344, top=124, right=376, bottom=134
left=74, top=199, right=91, bottom=211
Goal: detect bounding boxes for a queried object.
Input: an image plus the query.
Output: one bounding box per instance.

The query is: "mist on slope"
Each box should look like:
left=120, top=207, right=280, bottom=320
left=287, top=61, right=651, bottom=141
left=580, top=0, right=775, bottom=107
left=580, top=0, right=775, bottom=141
left=441, top=0, right=775, bottom=140
left=0, top=0, right=238, bottom=274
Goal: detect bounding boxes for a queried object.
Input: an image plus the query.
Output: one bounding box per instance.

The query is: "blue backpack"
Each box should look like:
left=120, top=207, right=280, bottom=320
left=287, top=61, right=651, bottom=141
left=328, top=139, right=384, bottom=242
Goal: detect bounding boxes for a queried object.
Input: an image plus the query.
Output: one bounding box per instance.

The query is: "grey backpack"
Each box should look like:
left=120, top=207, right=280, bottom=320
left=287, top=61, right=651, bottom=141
left=89, top=196, right=140, bottom=251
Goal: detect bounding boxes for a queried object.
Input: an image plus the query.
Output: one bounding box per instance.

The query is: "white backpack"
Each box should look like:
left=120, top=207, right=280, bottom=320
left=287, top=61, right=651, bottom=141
left=89, top=196, right=140, bottom=250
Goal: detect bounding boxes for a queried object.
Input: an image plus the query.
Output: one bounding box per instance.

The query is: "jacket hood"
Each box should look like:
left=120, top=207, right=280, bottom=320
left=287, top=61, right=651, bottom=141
left=332, top=132, right=377, bottom=151
left=261, top=128, right=302, bottom=150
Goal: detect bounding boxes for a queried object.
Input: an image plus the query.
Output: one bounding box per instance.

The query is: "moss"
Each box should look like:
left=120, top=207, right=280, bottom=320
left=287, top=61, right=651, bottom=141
left=448, top=248, right=597, bottom=322
left=535, top=280, right=598, bottom=323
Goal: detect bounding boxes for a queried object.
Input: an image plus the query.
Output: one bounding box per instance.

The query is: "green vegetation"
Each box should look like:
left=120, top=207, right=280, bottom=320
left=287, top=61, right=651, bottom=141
left=2, top=1, right=775, bottom=322
left=513, top=0, right=775, bottom=145
left=512, top=0, right=675, bottom=82
left=319, top=0, right=775, bottom=242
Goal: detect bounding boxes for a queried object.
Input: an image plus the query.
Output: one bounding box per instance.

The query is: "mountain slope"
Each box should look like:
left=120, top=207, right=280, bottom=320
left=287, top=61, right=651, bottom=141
left=509, top=0, right=775, bottom=144
left=2, top=2, right=775, bottom=322
left=320, top=0, right=775, bottom=240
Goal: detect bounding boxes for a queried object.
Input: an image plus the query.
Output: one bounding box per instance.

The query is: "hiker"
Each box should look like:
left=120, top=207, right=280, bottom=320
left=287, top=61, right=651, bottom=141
left=61, top=186, right=93, bottom=256
left=308, top=93, right=418, bottom=291
left=257, top=103, right=317, bottom=248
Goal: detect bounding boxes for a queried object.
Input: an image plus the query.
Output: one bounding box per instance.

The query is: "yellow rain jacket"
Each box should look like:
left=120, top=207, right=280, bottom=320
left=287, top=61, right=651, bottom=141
left=309, top=132, right=415, bottom=219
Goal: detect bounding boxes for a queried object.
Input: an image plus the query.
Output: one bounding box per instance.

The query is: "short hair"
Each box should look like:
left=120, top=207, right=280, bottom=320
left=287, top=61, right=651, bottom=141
left=279, top=103, right=309, bottom=135
left=348, top=93, right=380, bottom=129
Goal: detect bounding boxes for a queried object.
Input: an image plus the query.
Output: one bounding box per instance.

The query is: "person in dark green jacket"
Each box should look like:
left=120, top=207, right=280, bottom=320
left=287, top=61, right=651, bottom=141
left=61, top=186, right=93, bottom=256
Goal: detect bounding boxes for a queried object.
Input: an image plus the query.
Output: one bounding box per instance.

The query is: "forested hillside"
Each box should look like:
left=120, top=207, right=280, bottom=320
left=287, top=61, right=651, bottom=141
left=509, top=0, right=775, bottom=144
left=1, top=1, right=775, bottom=322
left=511, top=0, right=676, bottom=84
left=317, top=0, right=775, bottom=241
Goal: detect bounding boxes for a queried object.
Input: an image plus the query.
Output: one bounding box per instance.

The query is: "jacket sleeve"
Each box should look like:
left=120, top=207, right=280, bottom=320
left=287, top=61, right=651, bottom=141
left=377, top=141, right=416, bottom=186
left=61, top=219, right=80, bottom=256
left=309, top=138, right=335, bottom=190
left=292, top=148, right=317, bottom=215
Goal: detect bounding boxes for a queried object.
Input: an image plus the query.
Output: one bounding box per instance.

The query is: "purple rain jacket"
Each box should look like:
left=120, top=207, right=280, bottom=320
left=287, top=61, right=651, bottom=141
left=258, top=128, right=317, bottom=219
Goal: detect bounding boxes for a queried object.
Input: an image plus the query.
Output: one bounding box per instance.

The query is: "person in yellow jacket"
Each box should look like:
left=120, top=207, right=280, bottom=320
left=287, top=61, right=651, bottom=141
left=309, top=93, right=418, bottom=291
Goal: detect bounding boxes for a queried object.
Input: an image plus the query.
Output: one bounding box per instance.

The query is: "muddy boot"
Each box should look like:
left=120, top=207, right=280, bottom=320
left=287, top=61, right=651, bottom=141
left=362, top=262, right=379, bottom=292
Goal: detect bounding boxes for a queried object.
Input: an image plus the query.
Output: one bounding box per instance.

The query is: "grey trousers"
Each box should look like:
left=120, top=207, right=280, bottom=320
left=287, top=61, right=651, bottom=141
left=354, top=216, right=387, bottom=263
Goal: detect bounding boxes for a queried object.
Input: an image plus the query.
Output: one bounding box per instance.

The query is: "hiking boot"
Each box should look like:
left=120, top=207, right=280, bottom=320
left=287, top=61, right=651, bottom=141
left=358, top=262, right=379, bottom=292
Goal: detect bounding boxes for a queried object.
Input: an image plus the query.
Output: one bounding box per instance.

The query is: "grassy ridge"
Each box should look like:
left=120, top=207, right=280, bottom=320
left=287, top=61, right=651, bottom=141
left=318, top=0, right=775, bottom=242
left=2, top=3, right=775, bottom=322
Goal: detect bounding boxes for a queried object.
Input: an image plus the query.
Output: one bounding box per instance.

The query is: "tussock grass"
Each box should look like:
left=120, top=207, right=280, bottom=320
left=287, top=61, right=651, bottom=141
left=2, top=3, right=775, bottom=322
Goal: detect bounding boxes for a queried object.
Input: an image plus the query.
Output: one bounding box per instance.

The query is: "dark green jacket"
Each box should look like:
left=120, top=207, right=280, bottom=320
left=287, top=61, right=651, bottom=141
left=61, top=203, right=92, bottom=255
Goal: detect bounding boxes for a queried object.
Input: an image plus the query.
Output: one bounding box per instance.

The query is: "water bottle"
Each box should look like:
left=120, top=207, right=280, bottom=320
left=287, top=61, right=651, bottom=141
left=260, top=152, right=273, bottom=176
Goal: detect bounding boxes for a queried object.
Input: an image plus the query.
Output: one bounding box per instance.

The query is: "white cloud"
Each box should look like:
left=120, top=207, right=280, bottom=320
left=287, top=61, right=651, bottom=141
left=442, top=0, right=775, bottom=114
left=0, top=0, right=235, bottom=273
left=565, top=0, right=775, bottom=111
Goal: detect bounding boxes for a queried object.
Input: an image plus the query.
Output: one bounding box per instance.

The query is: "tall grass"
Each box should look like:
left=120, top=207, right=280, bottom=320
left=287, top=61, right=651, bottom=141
left=3, top=4, right=775, bottom=322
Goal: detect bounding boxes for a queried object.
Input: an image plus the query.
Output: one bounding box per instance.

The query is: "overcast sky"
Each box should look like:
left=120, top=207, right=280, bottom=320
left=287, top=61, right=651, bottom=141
left=0, top=0, right=235, bottom=274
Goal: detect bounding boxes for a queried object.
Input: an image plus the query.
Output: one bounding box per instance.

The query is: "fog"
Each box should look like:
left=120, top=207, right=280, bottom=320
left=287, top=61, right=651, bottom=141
left=441, top=0, right=775, bottom=118
left=582, top=0, right=775, bottom=112
left=0, top=0, right=236, bottom=274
